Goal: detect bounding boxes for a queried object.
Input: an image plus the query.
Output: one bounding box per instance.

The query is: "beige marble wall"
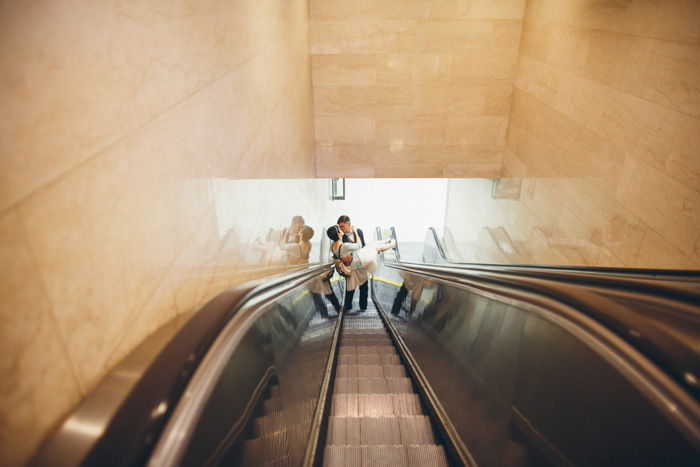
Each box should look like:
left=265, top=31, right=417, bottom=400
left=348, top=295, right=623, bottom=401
left=310, top=0, right=527, bottom=177
left=0, top=1, right=316, bottom=465
left=497, top=0, right=700, bottom=268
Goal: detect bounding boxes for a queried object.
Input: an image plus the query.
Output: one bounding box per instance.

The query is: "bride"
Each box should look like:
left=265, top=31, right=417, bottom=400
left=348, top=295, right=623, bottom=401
left=327, top=225, right=395, bottom=274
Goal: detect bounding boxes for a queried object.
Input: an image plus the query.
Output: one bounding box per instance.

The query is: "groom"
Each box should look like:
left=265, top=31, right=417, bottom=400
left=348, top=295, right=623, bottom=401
left=337, top=215, right=369, bottom=312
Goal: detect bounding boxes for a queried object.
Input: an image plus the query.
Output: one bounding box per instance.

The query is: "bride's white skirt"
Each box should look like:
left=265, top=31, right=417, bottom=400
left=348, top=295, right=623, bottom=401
left=356, top=239, right=395, bottom=274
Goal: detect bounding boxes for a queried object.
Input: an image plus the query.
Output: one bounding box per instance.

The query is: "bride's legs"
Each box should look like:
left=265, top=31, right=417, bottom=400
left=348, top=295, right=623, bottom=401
left=376, top=239, right=396, bottom=253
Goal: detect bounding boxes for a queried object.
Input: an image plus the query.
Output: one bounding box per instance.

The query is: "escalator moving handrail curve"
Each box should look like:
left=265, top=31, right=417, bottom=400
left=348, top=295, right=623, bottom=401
left=379, top=260, right=700, bottom=447
left=147, top=264, right=335, bottom=466
left=425, top=226, right=700, bottom=283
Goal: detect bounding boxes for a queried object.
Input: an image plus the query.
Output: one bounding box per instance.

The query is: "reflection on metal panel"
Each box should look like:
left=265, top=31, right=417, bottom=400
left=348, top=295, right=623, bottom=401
left=178, top=283, right=341, bottom=466
left=373, top=263, right=700, bottom=466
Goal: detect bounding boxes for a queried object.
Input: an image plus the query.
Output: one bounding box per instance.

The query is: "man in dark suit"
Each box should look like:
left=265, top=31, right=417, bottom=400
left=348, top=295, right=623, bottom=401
left=337, top=215, right=369, bottom=311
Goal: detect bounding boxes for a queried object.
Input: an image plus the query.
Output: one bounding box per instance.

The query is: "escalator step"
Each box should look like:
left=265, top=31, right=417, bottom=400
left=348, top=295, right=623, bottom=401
left=342, top=328, right=387, bottom=335
left=323, top=445, right=362, bottom=467
left=327, top=416, right=435, bottom=446
left=338, top=354, right=401, bottom=366
left=336, top=365, right=406, bottom=379
left=241, top=430, right=289, bottom=465
left=258, top=456, right=292, bottom=467
left=332, top=394, right=393, bottom=417
left=322, top=445, right=448, bottom=467
left=399, top=415, right=436, bottom=444
left=334, top=376, right=414, bottom=395
left=391, top=394, right=424, bottom=416
left=339, top=346, right=398, bottom=357
left=254, top=411, right=284, bottom=438
left=264, top=397, right=282, bottom=416
left=362, top=445, right=409, bottom=465
left=406, top=445, right=450, bottom=467
left=360, top=417, right=402, bottom=445
left=387, top=377, right=414, bottom=393
left=331, top=394, right=424, bottom=417
left=327, top=416, right=361, bottom=445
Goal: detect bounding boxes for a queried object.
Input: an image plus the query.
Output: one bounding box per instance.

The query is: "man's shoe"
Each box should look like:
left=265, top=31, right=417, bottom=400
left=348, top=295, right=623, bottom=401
left=360, top=308, right=366, bottom=312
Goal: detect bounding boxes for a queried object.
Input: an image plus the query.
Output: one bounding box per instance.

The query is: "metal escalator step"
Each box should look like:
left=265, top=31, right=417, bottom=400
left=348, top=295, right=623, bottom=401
left=339, top=346, right=397, bottom=357
left=331, top=394, right=394, bottom=417
left=340, top=339, right=393, bottom=348
left=323, top=445, right=447, bottom=467
left=264, top=395, right=282, bottom=415
left=338, top=354, right=379, bottom=366
left=241, top=430, right=289, bottom=465
left=362, top=445, right=409, bottom=465
left=387, top=377, right=414, bottom=393
left=360, top=417, right=402, bottom=445
left=357, top=377, right=388, bottom=394
left=336, top=364, right=407, bottom=379
left=383, top=364, right=407, bottom=377
left=323, top=445, right=362, bottom=467
left=406, top=445, right=450, bottom=467
left=334, top=378, right=359, bottom=394
left=254, top=411, right=284, bottom=437
left=392, top=394, right=424, bottom=416
left=342, top=328, right=386, bottom=335
left=357, top=377, right=413, bottom=394
left=327, top=416, right=361, bottom=445
left=258, top=455, right=292, bottom=467
left=399, top=415, right=436, bottom=444
left=380, top=354, right=401, bottom=365
left=337, top=354, right=399, bottom=366
left=331, top=394, right=424, bottom=417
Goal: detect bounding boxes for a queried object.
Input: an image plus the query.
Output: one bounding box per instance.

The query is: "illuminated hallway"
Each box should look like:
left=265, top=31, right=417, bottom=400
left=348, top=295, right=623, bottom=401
left=1, top=1, right=698, bottom=465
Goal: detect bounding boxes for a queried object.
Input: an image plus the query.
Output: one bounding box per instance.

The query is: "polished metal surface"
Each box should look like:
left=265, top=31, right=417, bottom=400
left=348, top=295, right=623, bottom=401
left=149, top=267, right=340, bottom=466
left=372, top=257, right=700, bottom=465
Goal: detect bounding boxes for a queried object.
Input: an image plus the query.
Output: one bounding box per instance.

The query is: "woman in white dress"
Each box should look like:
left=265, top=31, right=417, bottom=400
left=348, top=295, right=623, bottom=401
left=326, top=226, right=395, bottom=274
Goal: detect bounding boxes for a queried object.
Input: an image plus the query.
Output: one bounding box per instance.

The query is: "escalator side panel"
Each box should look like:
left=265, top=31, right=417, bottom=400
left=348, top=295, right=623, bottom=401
left=373, top=269, right=699, bottom=466
left=176, top=280, right=342, bottom=466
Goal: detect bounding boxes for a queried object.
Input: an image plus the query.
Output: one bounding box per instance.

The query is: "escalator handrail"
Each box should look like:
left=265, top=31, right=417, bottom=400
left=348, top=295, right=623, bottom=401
left=33, top=263, right=334, bottom=466
left=425, top=226, right=700, bottom=282
left=384, top=259, right=700, bottom=394
left=378, top=260, right=700, bottom=445
left=147, top=264, right=335, bottom=466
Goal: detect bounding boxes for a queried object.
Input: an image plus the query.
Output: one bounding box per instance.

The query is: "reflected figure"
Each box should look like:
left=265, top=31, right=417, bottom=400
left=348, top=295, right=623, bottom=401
left=308, top=269, right=341, bottom=318
left=282, top=215, right=305, bottom=247
left=254, top=219, right=314, bottom=266
left=282, top=225, right=314, bottom=265
left=391, top=271, right=424, bottom=316
left=531, top=215, right=630, bottom=266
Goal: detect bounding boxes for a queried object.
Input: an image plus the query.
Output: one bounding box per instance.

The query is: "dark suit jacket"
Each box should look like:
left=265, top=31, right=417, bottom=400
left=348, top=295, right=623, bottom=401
left=342, top=228, right=365, bottom=248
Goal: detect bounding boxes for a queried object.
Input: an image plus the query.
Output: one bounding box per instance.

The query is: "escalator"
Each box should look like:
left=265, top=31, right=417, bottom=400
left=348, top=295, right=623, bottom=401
left=323, top=304, right=449, bottom=466
left=31, top=230, right=700, bottom=466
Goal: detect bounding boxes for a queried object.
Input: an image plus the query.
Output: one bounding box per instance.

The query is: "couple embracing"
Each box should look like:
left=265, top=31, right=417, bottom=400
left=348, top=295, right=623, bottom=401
left=326, top=215, right=396, bottom=312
